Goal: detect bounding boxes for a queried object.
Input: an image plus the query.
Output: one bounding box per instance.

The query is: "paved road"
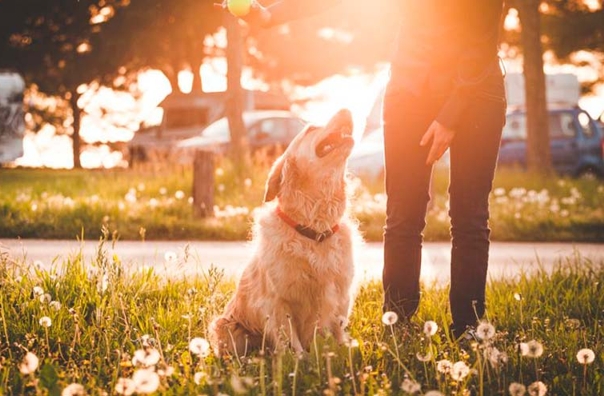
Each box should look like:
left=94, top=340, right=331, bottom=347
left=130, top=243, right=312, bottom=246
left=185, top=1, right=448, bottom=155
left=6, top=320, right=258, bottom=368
left=1, top=239, right=602, bottom=285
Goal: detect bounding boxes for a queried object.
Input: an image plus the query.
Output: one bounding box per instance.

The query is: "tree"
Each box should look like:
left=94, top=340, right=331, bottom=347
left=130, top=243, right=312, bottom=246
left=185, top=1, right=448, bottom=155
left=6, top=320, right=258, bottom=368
left=100, top=0, right=222, bottom=94
left=224, top=15, right=250, bottom=174
left=514, top=0, right=554, bottom=175
left=248, top=0, right=399, bottom=87
left=1, top=0, right=132, bottom=168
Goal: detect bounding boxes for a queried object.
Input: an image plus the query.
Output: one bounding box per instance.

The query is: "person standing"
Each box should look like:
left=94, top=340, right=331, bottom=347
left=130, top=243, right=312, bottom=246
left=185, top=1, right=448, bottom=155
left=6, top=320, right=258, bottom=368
left=232, top=0, right=507, bottom=338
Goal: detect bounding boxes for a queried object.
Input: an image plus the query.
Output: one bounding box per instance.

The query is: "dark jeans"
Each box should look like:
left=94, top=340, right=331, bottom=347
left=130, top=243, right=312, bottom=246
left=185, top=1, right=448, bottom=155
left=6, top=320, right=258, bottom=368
left=381, top=74, right=506, bottom=333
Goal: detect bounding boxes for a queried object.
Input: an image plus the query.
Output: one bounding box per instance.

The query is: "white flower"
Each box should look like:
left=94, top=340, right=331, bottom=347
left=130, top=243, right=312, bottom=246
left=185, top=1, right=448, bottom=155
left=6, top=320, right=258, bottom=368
left=436, top=359, right=453, bottom=374
left=33, top=286, right=44, bottom=296
left=416, top=351, right=432, bottom=362
left=189, top=337, right=211, bottom=357
left=508, top=382, right=526, bottom=396
left=40, top=293, right=52, bottom=303
left=157, top=366, right=175, bottom=377
left=164, top=251, right=177, bottom=262
left=114, top=378, right=136, bottom=395
left=175, top=190, right=185, bottom=200
left=523, top=340, right=544, bottom=358
left=514, top=293, right=523, bottom=301
left=61, top=383, right=86, bottom=396
left=159, top=187, right=167, bottom=195
left=132, top=348, right=161, bottom=367
left=527, top=380, right=548, bottom=396
left=194, top=371, right=206, bottom=385
left=346, top=339, right=360, bottom=348
left=486, top=346, right=508, bottom=369
left=132, top=369, right=160, bottom=394
left=451, top=361, right=470, bottom=381
left=231, top=375, right=254, bottom=394
left=49, top=301, right=62, bottom=311
left=401, top=378, right=421, bottom=394
left=19, top=352, right=39, bottom=374
left=476, top=322, right=496, bottom=340
left=424, top=391, right=444, bottom=396
left=423, top=321, right=438, bottom=337
left=381, top=311, right=399, bottom=326
left=576, top=348, right=596, bottom=365
left=39, top=316, right=52, bottom=328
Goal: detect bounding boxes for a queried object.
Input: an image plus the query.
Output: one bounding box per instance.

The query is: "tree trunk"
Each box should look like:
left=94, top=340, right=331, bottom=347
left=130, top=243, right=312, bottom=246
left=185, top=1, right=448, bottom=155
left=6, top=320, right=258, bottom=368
left=70, top=92, right=82, bottom=169
left=190, top=58, right=203, bottom=94
left=517, top=0, right=553, bottom=174
left=225, top=13, right=250, bottom=176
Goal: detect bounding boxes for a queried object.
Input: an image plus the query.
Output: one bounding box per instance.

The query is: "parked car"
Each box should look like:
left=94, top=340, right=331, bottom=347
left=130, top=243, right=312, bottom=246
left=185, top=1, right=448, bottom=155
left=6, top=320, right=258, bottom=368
left=499, top=107, right=604, bottom=178
left=347, top=107, right=604, bottom=180
left=174, top=110, right=306, bottom=163
left=347, top=127, right=449, bottom=180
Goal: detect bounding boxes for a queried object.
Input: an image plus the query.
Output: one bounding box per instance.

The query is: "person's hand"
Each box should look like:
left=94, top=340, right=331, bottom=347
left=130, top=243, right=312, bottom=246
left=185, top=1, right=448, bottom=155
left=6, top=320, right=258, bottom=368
left=214, top=0, right=271, bottom=28
left=420, top=120, right=456, bottom=166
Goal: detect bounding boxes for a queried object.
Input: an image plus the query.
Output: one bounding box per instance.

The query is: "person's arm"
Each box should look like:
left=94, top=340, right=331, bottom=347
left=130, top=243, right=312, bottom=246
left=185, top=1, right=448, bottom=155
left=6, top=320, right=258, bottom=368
left=435, top=0, right=505, bottom=131
left=263, top=0, right=342, bottom=27
left=421, top=0, right=504, bottom=165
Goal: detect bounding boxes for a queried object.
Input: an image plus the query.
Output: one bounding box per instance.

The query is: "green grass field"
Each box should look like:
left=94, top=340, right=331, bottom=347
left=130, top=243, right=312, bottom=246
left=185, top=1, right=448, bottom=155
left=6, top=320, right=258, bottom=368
left=1, top=236, right=602, bottom=395
left=1, top=163, right=603, bottom=242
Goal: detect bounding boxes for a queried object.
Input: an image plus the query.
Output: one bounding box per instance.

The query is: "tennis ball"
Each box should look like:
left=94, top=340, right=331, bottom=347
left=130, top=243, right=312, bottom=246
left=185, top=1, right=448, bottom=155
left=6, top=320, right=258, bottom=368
left=227, top=0, right=252, bottom=17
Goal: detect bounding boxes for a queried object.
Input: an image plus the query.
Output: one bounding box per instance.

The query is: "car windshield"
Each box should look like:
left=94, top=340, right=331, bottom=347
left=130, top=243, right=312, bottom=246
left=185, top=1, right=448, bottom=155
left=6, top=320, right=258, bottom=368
left=202, top=118, right=231, bottom=139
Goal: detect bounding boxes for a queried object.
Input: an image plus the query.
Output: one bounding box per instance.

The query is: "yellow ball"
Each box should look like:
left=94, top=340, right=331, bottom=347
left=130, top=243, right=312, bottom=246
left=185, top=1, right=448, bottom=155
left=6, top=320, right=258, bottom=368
left=227, top=0, right=251, bottom=17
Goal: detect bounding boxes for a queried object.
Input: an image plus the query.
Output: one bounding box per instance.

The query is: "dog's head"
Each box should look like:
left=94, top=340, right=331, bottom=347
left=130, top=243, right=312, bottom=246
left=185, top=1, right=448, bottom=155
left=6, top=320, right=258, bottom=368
left=264, top=109, right=354, bottom=203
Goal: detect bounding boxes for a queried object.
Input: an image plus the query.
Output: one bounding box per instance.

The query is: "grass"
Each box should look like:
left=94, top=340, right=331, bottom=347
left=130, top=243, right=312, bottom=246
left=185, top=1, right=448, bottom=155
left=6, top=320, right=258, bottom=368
left=1, top=234, right=602, bottom=395
left=1, top=162, right=603, bottom=242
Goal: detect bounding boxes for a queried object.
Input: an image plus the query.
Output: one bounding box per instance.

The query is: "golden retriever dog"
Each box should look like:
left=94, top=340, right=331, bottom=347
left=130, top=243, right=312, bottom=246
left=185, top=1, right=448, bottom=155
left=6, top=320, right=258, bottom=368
left=208, top=109, right=361, bottom=356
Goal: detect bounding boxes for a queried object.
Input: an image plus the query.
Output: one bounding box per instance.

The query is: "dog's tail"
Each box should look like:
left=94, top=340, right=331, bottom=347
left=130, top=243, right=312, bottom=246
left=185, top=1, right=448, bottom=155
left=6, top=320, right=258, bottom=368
left=208, top=315, right=263, bottom=357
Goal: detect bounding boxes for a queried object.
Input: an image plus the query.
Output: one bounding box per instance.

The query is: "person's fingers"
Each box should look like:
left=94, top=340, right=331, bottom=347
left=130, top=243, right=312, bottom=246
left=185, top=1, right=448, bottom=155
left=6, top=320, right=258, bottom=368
left=420, top=124, right=435, bottom=147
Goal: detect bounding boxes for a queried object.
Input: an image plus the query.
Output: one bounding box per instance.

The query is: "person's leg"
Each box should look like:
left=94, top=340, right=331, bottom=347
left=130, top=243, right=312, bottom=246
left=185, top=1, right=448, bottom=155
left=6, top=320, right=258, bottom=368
left=447, top=81, right=506, bottom=335
left=382, top=88, right=442, bottom=319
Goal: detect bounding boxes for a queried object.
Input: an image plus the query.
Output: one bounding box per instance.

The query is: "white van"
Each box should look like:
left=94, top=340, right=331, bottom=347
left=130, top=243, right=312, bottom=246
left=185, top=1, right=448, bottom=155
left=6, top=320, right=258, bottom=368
left=0, top=70, right=25, bottom=165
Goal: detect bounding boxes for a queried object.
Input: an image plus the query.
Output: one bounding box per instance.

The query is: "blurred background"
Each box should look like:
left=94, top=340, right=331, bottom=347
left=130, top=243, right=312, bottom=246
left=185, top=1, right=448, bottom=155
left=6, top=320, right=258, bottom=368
left=0, top=0, right=603, bottom=171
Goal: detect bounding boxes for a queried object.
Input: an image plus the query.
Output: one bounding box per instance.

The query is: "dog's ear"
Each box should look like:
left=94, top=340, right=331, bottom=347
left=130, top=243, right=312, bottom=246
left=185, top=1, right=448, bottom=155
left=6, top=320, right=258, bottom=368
left=264, top=155, right=284, bottom=202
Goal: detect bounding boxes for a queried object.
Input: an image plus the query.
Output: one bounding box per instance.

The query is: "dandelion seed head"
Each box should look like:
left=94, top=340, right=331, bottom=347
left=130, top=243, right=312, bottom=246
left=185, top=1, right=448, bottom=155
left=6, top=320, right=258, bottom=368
left=424, top=391, right=444, bottom=396
left=527, top=380, right=547, bottom=396
left=401, top=378, right=421, bottom=394
left=514, top=292, right=523, bottom=301
left=346, top=339, right=360, bottom=348
left=436, top=359, right=453, bottom=374
left=525, top=340, right=544, bottom=358
left=476, top=322, right=496, bottom=340
left=189, top=337, right=211, bottom=357
left=423, top=320, right=438, bottom=337
left=381, top=311, right=399, bottom=326
left=175, top=190, right=185, bottom=200
left=194, top=371, right=206, bottom=385
left=19, top=351, right=39, bottom=374
left=508, top=382, right=526, bottom=396
left=114, top=378, right=136, bottom=396
left=40, top=293, right=52, bottom=304
left=50, top=301, right=62, bottom=311
left=416, top=351, right=432, bottom=362
left=159, top=187, right=167, bottom=195
left=164, top=251, right=177, bottom=262
left=33, top=286, right=44, bottom=296
left=61, top=383, right=86, bottom=396
left=132, top=369, right=160, bottom=394
left=132, top=348, right=161, bottom=367
left=39, top=316, right=52, bottom=328
left=451, top=361, right=470, bottom=381
left=576, top=348, right=595, bottom=365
